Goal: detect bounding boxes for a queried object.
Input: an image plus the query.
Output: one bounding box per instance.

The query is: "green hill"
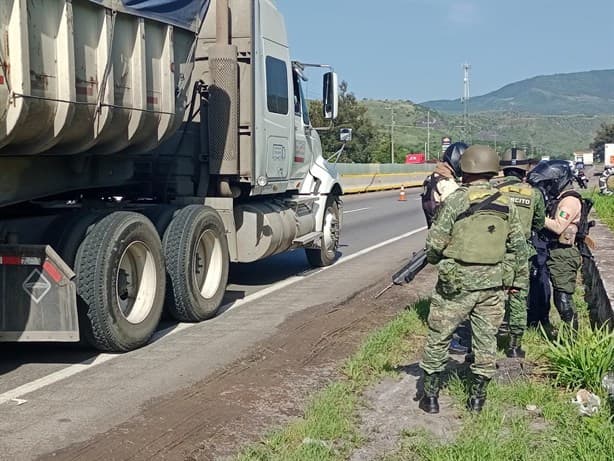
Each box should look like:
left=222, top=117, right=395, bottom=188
left=362, top=99, right=611, bottom=159
left=422, top=69, right=614, bottom=115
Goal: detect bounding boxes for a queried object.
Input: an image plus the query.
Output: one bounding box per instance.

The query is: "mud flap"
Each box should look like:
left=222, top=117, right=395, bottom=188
left=0, top=245, right=79, bottom=342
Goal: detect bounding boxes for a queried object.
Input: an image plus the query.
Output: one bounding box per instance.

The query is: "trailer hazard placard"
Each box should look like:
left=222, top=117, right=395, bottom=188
left=22, top=269, right=52, bottom=304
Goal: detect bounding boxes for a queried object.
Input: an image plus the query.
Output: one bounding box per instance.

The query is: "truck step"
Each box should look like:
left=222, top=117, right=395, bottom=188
left=285, top=195, right=316, bottom=206
left=293, top=231, right=323, bottom=245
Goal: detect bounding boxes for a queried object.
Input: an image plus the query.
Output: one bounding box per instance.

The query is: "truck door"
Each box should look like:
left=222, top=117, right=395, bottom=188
left=263, top=41, right=292, bottom=181
left=291, top=69, right=314, bottom=180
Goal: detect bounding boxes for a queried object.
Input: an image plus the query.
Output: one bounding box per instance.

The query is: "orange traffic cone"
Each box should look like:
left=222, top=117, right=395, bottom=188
left=398, top=186, right=407, bottom=201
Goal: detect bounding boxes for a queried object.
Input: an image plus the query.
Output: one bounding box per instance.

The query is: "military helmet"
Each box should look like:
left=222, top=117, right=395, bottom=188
left=527, top=159, right=573, bottom=197
left=460, top=145, right=499, bottom=175
left=442, top=141, right=468, bottom=178
left=500, top=148, right=530, bottom=171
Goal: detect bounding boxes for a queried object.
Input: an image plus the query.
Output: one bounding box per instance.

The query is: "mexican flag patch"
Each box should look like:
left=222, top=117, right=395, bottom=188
left=559, top=210, right=571, bottom=220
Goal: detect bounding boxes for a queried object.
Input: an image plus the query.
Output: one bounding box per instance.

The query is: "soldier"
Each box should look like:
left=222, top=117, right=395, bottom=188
left=421, top=141, right=471, bottom=354
left=419, top=145, right=528, bottom=414
left=421, top=142, right=468, bottom=227
left=528, top=160, right=582, bottom=330
left=496, top=148, right=545, bottom=357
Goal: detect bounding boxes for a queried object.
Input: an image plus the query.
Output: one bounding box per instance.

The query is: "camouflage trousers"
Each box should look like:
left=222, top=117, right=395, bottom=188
left=547, top=246, right=581, bottom=294
left=420, top=286, right=505, bottom=379
left=506, top=287, right=528, bottom=336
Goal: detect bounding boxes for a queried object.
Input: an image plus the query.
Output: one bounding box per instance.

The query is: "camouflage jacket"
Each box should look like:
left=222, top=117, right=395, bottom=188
left=426, top=180, right=529, bottom=292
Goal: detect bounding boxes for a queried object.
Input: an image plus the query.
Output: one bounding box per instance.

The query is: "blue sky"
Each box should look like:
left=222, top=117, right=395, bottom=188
left=276, top=0, right=614, bottom=102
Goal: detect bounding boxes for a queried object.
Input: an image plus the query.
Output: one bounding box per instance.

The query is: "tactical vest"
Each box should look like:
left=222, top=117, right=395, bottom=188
left=443, top=188, right=511, bottom=264
left=497, top=181, right=535, bottom=239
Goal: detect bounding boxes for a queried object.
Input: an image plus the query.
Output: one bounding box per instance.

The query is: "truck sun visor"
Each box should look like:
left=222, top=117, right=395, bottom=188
left=87, top=0, right=211, bottom=32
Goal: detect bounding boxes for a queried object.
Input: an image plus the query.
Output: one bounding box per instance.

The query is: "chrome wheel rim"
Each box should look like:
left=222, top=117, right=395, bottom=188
left=116, top=241, right=157, bottom=324
left=193, top=229, right=224, bottom=299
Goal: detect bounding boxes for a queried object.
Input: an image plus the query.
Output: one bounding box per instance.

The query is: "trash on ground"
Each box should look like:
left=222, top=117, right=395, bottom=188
left=302, top=437, right=331, bottom=449
left=571, top=389, right=601, bottom=416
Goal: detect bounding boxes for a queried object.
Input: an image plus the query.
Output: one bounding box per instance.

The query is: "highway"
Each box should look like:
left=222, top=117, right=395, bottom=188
left=0, top=189, right=429, bottom=459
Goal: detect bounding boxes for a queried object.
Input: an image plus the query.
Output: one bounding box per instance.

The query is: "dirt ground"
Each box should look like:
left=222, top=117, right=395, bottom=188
left=41, top=268, right=436, bottom=461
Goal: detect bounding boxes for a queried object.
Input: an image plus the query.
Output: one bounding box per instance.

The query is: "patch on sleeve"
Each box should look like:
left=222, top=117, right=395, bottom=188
left=559, top=210, right=571, bottom=220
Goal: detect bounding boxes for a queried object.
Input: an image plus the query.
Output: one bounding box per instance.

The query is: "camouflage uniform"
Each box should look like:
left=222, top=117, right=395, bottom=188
left=496, top=176, right=545, bottom=336
left=420, top=181, right=528, bottom=379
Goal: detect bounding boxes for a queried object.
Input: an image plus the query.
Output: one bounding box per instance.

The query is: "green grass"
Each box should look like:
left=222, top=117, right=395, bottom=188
left=237, top=301, right=430, bottom=461
left=591, top=192, right=614, bottom=231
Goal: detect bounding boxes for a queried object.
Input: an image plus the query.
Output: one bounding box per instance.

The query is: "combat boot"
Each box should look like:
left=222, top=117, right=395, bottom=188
left=506, top=333, right=526, bottom=358
left=419, top=372, right=441, bottom=414
left=467, top=374, right=490, bottom=413
left=553, top=290, right=578, bottom=331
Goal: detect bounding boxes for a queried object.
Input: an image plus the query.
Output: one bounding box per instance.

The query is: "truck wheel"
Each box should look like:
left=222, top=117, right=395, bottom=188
left=306, top=195, right=341, bottom=267
left=163, top=205, right=229, bottom=321
left=75, top=212, right=165, bottom=352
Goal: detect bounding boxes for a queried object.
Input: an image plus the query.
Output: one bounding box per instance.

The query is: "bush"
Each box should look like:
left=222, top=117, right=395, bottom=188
left=543, top=323, right=614, bottom=392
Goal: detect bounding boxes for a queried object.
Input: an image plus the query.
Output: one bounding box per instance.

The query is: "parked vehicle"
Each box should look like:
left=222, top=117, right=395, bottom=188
left=0, top=0, right=342, bottom=351
left=405, top=153, right=426, bottom=164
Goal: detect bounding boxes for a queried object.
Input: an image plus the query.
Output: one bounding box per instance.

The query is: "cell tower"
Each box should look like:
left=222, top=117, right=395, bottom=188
left=460, top=63, right=471, bottom=141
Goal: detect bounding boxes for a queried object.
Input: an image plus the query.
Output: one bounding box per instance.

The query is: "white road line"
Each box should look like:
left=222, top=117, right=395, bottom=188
left=343, top=207, right=370, bottom=214
left=0, top=226, right=427, bottom=405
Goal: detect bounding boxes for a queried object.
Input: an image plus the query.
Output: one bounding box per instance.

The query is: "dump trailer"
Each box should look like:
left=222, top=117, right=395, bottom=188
left=0, top=0, right=342, bottom=352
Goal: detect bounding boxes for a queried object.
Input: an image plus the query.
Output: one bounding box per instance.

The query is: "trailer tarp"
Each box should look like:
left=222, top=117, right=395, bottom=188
left=88, top=0, right=210, bottom=32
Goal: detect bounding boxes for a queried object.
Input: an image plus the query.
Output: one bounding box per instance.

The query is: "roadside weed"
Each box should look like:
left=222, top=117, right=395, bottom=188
left=543, top=322, right=614, bottom=392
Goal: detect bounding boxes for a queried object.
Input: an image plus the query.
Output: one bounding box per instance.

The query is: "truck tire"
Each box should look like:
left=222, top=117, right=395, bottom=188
left=74, top=212, right=165, bottom=352
left=306, top=195, right=341, bottom=267
left=163, top=205, right=229, bottom=322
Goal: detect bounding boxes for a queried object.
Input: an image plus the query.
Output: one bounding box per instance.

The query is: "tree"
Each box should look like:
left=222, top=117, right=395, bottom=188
left=590, top=122, right=614, bottom=162
left=309, top=81, right=387, bottom=163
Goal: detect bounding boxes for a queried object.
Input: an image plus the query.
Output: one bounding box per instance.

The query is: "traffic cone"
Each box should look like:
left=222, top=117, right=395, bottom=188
left=398, top=186, right=407, bottom=201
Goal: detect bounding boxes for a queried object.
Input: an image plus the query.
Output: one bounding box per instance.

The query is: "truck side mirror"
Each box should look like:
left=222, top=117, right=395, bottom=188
left=323, top=72, right=338, bottom=120
left=340, top=128, right=352, bottom=142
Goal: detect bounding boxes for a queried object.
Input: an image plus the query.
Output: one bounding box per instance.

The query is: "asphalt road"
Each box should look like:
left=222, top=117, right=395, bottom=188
left=0, top=189, right=428, bottom=459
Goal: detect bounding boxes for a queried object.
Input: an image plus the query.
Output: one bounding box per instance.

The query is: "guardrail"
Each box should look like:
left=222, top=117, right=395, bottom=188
left=337, top=163, right=435, bottom=194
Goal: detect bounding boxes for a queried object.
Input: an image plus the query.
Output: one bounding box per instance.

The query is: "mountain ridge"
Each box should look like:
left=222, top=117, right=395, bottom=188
left=421, top=69, right=614, bottom=115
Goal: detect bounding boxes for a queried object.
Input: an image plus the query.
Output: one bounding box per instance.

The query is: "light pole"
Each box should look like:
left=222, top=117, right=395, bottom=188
left=427, top=110, right=431, bottom=160
left=389, top=107, right=395, bottom=163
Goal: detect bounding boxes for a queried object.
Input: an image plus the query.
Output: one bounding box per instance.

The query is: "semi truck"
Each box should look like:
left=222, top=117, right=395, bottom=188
left=0, top=0, right=343, bottom=352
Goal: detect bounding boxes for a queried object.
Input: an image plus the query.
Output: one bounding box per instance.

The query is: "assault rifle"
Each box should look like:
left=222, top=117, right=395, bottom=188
left=576, top=197, right=596, bottom=256
left=375, top=248, right=428, bottom=299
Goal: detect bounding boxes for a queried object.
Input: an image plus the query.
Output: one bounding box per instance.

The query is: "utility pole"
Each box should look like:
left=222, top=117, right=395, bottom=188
left=460, top=63, right=471, bottom=141
left=494, top=132, right=497, bottom=153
